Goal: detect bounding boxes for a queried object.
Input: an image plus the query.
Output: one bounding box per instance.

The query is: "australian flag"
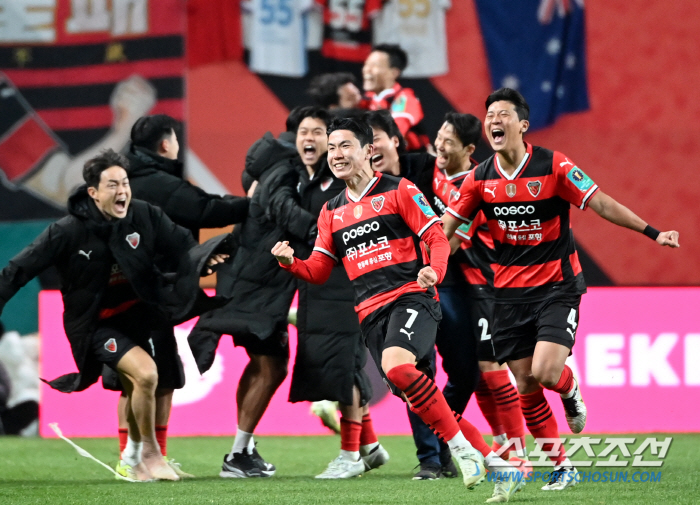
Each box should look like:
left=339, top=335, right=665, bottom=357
left=474, top=0, right=589, bottom=130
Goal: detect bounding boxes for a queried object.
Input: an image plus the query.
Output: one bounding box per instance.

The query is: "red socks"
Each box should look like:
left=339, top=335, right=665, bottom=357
left=360, top=413, right=378, bottom=446
left=386, top=363, right=459, bottom=441
left=520, top=388, right=565, bottom=465
left=118, top=428, right=128, bottom=453
left=156, top=425, right=168, bottom=456
left=549, top=365, right=574, bottom=395
left=453, top=412, right=492, bottom=457
left=475, top=376, right=504, bottom=437
left=340, top=418, right=362, bottom=452
left=483, top=370, right=526, bottom=451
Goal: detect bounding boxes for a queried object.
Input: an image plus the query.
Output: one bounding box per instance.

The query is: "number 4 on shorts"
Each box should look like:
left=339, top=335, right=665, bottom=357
left=566, top=308, right=577, bottom=340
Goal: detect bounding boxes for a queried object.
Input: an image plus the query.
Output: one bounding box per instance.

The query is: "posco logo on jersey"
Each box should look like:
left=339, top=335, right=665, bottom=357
left=343, top=221, right=380, bottom=244
left=494, top=205, right=536, bottom=216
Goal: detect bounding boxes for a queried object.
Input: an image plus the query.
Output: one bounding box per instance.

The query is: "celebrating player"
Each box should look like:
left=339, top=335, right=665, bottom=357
left=272, top=117, right=525, bottom=502
left=442, top=88, right=680, bottom=491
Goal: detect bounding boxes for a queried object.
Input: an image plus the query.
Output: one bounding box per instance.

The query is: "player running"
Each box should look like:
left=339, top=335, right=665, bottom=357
left=442, top=88, right=679, bottom=491
left=272, top=117, right=525, bottom=502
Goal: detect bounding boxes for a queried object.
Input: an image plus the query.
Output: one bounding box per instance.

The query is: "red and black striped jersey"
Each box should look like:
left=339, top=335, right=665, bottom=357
left=363, top=83, right=428, bottom=151
left=318, top=0, right=381, bottom=62
left=285, top=172, right=449, bottom=322
left=454, top=210, right=496, bottom=299
left=447, top=143, right=599, bottom=303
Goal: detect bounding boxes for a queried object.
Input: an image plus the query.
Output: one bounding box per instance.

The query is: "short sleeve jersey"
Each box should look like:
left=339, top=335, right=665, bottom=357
left=317, top=0, right=382, bottom=62
left=313, top=172, right=442, bottom=321
left=447, top=143, right=599, bottom=303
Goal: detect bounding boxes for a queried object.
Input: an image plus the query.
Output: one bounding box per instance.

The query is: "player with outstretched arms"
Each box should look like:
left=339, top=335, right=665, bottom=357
left=442, top=88, right=679, bottom=491
left=272, top=117, right=526, bottom=503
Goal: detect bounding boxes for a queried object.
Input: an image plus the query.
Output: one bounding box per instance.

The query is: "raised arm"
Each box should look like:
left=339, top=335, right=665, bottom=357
left=588, top=191, right=679, bottom=247
left=272, top=241, right=334, bottom=285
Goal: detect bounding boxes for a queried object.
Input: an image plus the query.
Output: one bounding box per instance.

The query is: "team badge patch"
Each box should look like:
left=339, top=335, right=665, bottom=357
left=442, top=182, right=448, bottom=195
left=353, top=205, right=363, bottom=219
left=412, top=193, right=436, bottom=217
left=449, top=189, right=460, bottom=203
left=371, top=196, right=385, bottom=212
left=391, top=95, right=407, bottom=113
left=320, top=177, right=333, bottom=192
left=506, top=183, right=517, bottom=198
left=126, top=232, right=140, bottom=249
left=104, top=338, right=117, bottom=353
left=567, top=167, right=594, bottom=192
left=527, top=180, right=542, bottom=197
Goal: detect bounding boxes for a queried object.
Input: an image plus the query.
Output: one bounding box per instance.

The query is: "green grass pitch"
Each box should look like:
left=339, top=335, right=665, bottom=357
left=1, top=434, right=698, bottom=504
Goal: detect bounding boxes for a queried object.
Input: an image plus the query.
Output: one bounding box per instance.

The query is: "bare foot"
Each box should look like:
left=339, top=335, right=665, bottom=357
left=142, top=453, right=180, bottom=481
left=132, top=462, right=154, bottom=482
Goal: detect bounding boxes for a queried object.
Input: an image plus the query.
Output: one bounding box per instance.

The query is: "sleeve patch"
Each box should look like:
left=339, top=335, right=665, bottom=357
left=391, top=95, right=407, bottom=113
left=412, top=193, right=436, bottom=217
left=566, top=167, right=595, bottom=192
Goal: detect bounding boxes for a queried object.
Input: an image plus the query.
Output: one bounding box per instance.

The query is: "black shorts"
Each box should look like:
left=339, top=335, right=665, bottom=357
left=492, top=296, right=581, bottom=364
left=360, top=293, right=442, bottom=397
left=232, top=322, right=289, bottom=358
left=97, top=308, right=185, bottom=391
left=470, top=297, right=496, bottom=362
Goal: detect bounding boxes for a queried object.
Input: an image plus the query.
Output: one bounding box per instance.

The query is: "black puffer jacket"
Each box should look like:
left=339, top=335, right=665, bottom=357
left=127, top=145, right=249, bottom=237
left=0, top=187, right=228, bottom=392
left=188, top=133, right=317, bottom=373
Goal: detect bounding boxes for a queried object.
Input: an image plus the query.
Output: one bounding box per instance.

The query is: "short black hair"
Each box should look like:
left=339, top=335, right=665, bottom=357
left=285, top=106, right=306, bottom=133
left=294, top=106, right=331, bottom=131
left=130, top=114, right=179, bottom=152
left=327, top=117, right=373, bottom=147
left=364, top=109, right=406, bottom=153
left=371, top=44, right=408, bottom=72
left=307, top=72, right=357, bottom=108
left=443, top=112, right=482, bottom=147
left=83, top=149, right=129, bottom=188
left=485, top=88, right=530, bottom=121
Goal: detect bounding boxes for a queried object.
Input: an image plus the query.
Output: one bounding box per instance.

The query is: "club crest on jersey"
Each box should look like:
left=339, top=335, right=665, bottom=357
left=371, top=196, right=385, bottom=212
left=506, top=183, right=517, bottom=198
left=320, top=177, right=333, bottom=192
left=104, top=338, right=117, bottom=353
left=126, top=232, right=140, bottom=249
left=354, top=205, right=363, bottom=219
left=449, top=189, right=460, bottom=203
left=567, top=167, right=594, bottom=192
left=442, top=182, right=448, bottom=195
left=527, top=180, right=542, bottom=197
left=412, top=193, right=436, bottom=217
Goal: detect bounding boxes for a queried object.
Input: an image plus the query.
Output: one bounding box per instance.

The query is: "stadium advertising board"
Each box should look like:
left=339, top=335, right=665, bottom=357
left=38, top=288, right=700, bottom=437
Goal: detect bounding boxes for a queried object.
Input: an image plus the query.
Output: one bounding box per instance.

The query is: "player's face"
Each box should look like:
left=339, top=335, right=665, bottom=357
left=362, top=51, right=393, bottom=93
left=337, top=82, right=362, bottom=109
left=485, top=100, right=529, bottom=152
left=296, top=116, right=328, bottom=167
left=370, top=127, right=400, bottom=174
left=327, top=129, right=372, bottom=180
left=161, top=130, right=179, bottom=160
left=88, top=166, right=131, bottom=220
left=434, top=122, right=468, bottom=171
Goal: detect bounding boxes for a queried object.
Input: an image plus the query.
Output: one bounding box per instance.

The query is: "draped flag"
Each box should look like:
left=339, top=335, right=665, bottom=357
left=0, top=0, right=186, bottom=220
left=474, top=0, right=589, bottom=130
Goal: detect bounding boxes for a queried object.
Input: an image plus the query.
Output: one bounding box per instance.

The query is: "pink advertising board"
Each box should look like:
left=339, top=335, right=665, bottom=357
left=38, top=288, right=700, bottom=438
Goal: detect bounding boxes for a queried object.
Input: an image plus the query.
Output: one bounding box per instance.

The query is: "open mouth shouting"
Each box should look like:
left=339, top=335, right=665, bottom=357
left=491, top=128, right=505, bottom=146
left=371, top=153, right=384, bottom=169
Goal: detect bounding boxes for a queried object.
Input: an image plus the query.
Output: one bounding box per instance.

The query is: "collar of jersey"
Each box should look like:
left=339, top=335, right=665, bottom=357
left=443, top=169, right=470, bottom=181
left=346, top=174, right=380, bottom=203
left=374, top=83, right=402, bottom=102
left=495, top=142, right=533, bottom=180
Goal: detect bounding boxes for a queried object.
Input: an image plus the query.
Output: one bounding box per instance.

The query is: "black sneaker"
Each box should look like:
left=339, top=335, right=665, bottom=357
left=220, top=450, right=270, bottom=478
left=412, top=461, right=442, bottom=480
left=439, top=447, right=458, bottom=478
left=251, top=444, right=276, bottom=476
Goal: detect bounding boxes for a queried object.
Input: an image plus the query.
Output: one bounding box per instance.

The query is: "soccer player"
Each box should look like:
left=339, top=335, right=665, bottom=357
left=291, top=106, right=389, bottom=478
left=361, top=44, right=429, bottom=151
left=442, top=88, right=680, bottom=490
left=103, top=114, right=251, bottom=478
left=0, top=149, right=228, bottom=481
left=272, top=117, right=525, bottom=502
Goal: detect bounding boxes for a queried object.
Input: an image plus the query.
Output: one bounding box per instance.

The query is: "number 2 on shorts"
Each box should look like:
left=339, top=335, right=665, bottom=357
left=400, top=308, right=419, bottom=340
left=478, top=318, right=491, bottom=341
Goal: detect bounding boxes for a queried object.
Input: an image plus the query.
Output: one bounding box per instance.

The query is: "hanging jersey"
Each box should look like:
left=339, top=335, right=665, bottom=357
left=312, top=173, right=443, bottom=322
left=245, top=0, right=313, bottom=77
left=447, top=143, right=599, bottom=303
left=318, top=0, right=382, bottom=62
left=99, top=262, right=140, bottom=319
left=373, top=0, right=450, bottom=77
left=364, top=83, right=429, bottom=151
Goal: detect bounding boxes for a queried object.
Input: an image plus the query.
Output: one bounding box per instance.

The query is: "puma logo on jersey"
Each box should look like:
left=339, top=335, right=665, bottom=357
left=407, top=184, right=418, bottom=190
left=400, top=328, right=414, bottom=340
left=333, top=212, right=344, bottom=223
left=485, top=187, right=496, bottom=198
left=78, top=250, right=92, bottom=260
left=560, top=159, right=574, bottom=168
